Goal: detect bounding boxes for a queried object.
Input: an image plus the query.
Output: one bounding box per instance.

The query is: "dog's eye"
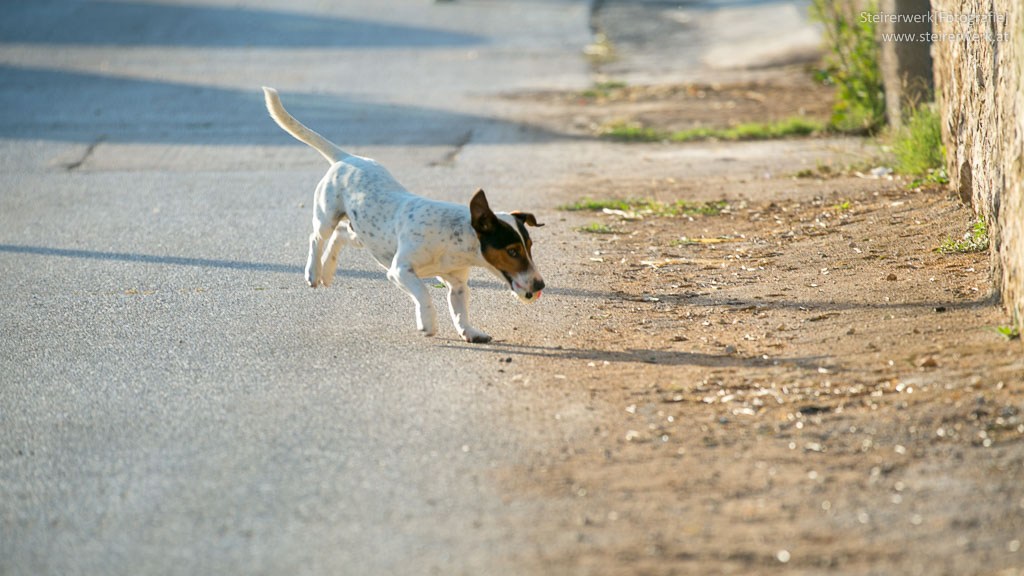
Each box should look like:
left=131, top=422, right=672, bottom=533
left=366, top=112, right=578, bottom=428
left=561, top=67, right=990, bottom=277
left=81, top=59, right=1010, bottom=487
left=507, top=247, right=520, bottom=258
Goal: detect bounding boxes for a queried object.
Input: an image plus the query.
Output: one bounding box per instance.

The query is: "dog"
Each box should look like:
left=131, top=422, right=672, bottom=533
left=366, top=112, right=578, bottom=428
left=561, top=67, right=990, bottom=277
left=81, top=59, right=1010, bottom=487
left=263, top=87, right=545, bottom=343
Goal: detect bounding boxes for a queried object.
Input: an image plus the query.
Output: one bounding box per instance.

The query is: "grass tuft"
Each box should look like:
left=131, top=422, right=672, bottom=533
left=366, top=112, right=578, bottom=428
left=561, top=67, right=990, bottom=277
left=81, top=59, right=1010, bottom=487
left=810, top=0, right=886, bottom=133
left=600, top=117, right=823, bottom=143
left=577, top=223, right=619, bottom=234
left=938, top=220, right=989, bottom=254
left=581, top=81, right=628, bottom=99
left=989, top=325, right=1021, bottom=341
left=890, top=104, right=944, bottom=175
left=908, top=168, right=950, bottom=190
left=560, top=198, right=635, bottom=212
left=560, top=198, right=727, bottom=217
left=600, top=123, right=665, bottom=142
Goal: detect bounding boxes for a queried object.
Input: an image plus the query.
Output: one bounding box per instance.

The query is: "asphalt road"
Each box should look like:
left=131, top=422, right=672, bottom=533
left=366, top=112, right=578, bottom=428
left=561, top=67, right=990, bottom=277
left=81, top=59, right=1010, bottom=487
left=595, top=0, right=821, bottom=84
left=0, top=1, right=596, bottom=574
left=0, top=1, right=850, bottom=573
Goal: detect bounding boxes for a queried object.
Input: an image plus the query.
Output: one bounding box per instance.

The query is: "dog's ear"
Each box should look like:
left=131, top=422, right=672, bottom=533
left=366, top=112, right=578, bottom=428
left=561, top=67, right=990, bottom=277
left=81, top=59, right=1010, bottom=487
left=470, top=189, right=496, bottom=233
left=510, top=211, right=544, bottom=227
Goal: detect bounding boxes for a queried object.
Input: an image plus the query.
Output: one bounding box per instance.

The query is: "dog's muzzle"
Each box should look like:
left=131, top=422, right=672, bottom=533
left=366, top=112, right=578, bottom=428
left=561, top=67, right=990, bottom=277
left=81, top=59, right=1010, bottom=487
left=514, top=278, right=545, bottom=302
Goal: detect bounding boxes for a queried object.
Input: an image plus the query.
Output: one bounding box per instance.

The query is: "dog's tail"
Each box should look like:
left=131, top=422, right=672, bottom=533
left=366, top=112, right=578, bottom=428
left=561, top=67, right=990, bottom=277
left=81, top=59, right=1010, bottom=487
left=262, top=87, right=346, bottom=164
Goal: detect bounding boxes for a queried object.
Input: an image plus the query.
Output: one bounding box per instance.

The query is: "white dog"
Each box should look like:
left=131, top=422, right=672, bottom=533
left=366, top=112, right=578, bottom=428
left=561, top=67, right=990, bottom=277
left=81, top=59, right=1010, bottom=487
left=263, top=87, right=545, bottom=343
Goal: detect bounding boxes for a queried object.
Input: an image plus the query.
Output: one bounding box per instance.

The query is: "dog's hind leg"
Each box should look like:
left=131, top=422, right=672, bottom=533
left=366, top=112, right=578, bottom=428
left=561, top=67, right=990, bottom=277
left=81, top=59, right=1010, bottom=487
left=387, top=256, right=437, bottom=336
left=320, top=221, right=360, bottom=288
left=305, top=215, right=339, bottom=288
left=439, top=271, right=491, bottom=343
left=305, top=173, right=347, bottom=288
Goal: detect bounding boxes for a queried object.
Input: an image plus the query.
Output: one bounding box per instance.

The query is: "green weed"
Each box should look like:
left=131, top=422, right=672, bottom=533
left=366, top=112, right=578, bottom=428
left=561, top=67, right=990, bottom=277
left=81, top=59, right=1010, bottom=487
left=667, top=200, right=729, bottom=216
left=890, top=104, right=944, bottom=175
left=599, top=123, right=664, bottom=142
left=908, top=167, right=950, bottom=190
left=810, top=0, right=886, bottom=133
left=938, top=220, right=989, bottom=254
left=577, top=223, right=619, bottom=234
left=600, top=117, right=823, bottom=143
left=559, top=198, right=637, bottom=212
left=560, top=197, right=727, bottom=217
left=989, top=325, right=1021, bottom=341
left=581, top=81, right=628, bottom=99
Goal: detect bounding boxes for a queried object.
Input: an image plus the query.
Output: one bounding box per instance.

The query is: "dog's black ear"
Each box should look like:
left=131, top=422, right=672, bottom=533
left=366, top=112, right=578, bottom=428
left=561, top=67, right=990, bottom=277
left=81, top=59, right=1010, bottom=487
left=470, top=189, right=496, bottom=233
left=511, top=211, right=544, bottom=227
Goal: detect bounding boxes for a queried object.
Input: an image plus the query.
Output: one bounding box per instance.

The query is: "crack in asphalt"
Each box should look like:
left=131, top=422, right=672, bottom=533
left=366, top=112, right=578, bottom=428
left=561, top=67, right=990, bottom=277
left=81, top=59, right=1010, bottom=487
left=429, top=129, right=473, bottom=167
left=64, top=135, right=106, bottom=171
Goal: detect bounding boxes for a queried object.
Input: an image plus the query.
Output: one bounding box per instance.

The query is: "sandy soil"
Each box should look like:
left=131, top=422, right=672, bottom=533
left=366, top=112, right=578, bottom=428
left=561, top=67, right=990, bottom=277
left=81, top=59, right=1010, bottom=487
left=504, top=72, right=835, bottom=137
left=493, top=81, right=1024, bottom=575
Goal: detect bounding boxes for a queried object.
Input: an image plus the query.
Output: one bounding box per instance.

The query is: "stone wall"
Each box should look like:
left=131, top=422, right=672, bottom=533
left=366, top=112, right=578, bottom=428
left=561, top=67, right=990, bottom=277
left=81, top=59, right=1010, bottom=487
left=932, top=0, right=1024, bottom=328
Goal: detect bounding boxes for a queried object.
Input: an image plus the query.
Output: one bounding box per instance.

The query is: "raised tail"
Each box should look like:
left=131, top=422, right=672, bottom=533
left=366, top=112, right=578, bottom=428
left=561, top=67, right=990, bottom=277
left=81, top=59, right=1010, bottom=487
left=262, top=87, right=346, bottom=164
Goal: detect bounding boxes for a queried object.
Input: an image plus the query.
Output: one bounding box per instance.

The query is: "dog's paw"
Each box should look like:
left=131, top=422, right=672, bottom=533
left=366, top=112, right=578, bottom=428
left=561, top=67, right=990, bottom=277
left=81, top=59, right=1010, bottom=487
left=462, top=329, right=492, bottom=344
left=417, top=317, right=438, bottom=337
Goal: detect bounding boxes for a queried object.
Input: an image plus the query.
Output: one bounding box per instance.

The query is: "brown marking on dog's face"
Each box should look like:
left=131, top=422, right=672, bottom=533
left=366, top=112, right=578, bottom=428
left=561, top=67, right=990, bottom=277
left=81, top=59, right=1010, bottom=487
left=480, top=242, right=531, bottom=278
left=470, top=190, right=545, bottom=300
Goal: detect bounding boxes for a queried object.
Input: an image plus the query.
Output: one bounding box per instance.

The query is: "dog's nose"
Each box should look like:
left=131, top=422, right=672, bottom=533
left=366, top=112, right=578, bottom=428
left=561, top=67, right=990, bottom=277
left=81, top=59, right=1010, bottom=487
left=532, top=279, right=545, bottom=292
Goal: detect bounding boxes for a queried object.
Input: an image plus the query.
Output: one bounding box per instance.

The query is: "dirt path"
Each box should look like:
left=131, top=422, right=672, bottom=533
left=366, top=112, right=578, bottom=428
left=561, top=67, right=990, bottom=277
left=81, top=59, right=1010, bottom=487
left=493, top=74, right=1024, bottom=574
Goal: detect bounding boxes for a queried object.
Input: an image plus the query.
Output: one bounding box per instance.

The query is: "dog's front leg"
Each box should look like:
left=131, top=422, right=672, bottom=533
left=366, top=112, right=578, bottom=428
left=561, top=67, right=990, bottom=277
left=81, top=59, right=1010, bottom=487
left=320, top=222, right=360, bottom=288
left=440, top=272, right=491, bottom=344
left=387, top=258, right=437, bottom=336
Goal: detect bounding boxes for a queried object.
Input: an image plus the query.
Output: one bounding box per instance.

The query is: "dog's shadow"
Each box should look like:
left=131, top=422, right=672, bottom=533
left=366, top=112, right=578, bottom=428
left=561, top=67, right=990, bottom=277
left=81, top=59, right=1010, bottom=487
left=0, top=243, right=623, bottom=300
left=439, top=340, right=833, bottom=370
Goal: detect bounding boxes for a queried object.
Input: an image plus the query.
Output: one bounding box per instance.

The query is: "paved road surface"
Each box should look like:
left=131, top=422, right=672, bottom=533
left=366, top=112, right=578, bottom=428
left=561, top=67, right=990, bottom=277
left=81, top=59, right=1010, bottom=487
left=595, top=0, right=821, bottom=85
left=0, top=2, right=596, bottom=574
left=1, top=1, right=844, bottom=573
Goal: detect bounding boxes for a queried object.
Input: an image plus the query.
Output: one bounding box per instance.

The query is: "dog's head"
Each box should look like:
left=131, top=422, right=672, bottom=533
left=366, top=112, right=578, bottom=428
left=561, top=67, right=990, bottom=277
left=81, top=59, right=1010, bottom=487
left=470, top=189, right=545, bottom=302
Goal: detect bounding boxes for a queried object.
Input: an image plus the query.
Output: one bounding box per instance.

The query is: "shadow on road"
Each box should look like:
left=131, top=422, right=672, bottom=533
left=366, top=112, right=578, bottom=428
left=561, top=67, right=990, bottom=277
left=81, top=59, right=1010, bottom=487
left=0, top=244, right=305, bottom=275
left=661, top=293, right=997, bottom=314
left=0, top=1, right=483, bottom=48
left=441, top=340, right=834, bottom=369
left=0, top=66, right=578, bottom=146
left=0, top=244, right=620, bottom=299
